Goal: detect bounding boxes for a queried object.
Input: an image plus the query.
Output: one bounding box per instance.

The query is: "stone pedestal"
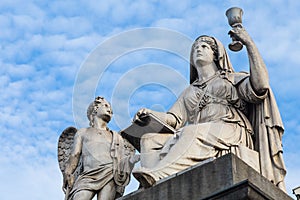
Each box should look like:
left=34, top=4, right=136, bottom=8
left=120, top=154, right=292, bottom=200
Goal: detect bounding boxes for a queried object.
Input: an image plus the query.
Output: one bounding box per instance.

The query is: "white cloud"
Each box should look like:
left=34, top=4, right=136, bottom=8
left=0, top=158, right=64, bottom=199
left=46, top=16, right=93, bottom=37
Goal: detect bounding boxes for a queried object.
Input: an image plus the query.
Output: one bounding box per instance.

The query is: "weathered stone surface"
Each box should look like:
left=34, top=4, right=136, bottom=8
left=120, top=154, right=292, bottom=200
left=132, top=22, right=286, bottom=191
left=58, top=97, right=138, bottom=200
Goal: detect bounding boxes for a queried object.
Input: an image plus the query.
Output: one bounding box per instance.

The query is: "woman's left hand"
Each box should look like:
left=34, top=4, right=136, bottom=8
left=229, top=25, right=252, bottom=46
left=133, top=108, right=152, bottom=122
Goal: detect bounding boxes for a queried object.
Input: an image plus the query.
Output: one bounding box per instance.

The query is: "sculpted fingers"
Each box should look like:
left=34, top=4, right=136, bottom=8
left=138, top=108, right=151, bottom=117
left=62, top=178, right=67, bottom=193
left=134, top=108, right=150, bottom=121
left=133, top=109, right=141, bottom=121
left=64, top=173, right=74, bottom=188
left=129, top=154, right=140, bottom=164
left=230, top=26, right=251, bottom=45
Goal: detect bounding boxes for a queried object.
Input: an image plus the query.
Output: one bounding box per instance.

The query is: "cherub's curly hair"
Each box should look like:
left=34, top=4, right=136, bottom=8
left=87, top=96, right=108, bottom=126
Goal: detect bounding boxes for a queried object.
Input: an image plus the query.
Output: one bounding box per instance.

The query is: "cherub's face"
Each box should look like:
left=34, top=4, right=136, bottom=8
left=94, top=99, right=113, bottom=122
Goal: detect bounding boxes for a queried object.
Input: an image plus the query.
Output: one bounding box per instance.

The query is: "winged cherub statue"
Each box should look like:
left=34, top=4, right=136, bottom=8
left=58, top=96, right=139, bottom=200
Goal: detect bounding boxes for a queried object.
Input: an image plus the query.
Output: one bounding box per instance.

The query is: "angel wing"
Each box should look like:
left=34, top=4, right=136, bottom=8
left=57, top=126, right=83, bottom=192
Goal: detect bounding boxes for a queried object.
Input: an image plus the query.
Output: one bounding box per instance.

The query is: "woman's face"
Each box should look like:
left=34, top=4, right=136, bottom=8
left=192, top=41, right=215, bottom=67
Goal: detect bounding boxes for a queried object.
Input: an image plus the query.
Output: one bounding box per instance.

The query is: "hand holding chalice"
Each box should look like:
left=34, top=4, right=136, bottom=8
left=226, top=7, right=244, bottom=52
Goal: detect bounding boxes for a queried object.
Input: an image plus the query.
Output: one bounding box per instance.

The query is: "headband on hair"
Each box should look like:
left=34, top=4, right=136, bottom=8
left=190, top=35, right=234, bottom=84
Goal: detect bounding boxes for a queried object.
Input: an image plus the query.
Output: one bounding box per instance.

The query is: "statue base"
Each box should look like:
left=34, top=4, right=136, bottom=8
left=119, top=154, right=292, bottom=200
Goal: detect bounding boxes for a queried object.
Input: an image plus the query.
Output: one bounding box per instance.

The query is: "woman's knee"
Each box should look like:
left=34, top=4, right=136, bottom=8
left=73, top=190, right=95, bottom=200
left=141, top=133, right=172, bottom=151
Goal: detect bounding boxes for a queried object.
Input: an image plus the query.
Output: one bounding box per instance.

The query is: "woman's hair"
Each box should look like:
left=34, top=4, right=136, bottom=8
left=190, top=35, right=234, bottom=84
left=193, top=35, right=218, bottom=58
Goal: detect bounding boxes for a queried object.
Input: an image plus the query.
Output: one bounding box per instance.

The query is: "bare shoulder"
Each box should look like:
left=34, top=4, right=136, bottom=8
left=76, top=127, right=91, bottom=137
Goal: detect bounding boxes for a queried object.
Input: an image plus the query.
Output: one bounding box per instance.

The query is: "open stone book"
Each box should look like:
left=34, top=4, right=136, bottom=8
left=120, top=113, right=175, bottom=151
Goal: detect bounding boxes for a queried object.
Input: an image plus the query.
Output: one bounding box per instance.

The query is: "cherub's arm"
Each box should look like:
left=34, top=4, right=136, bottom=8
left=64, top=129, right=83, bottom=187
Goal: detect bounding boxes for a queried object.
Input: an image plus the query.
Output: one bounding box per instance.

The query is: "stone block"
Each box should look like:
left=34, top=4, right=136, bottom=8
left=119, top=154, right=292, bottom=200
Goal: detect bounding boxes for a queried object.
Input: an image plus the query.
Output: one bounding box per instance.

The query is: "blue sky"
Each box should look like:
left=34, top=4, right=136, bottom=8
left=1, top=0, right=300, bottom=199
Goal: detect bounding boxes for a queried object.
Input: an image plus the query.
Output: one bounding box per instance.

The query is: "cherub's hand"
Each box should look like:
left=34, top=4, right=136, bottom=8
left=229, top=25, right=252, bottom=46
left=62, top=178, right=67, bottom=193
left=63, top=173, right=75, bottom=189
left=129, top=154, right=140, bottom=164
left=133, top=108, right=152, bottom=122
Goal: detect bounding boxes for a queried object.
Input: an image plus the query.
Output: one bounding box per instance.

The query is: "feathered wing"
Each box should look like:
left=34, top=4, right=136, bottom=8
left=57, top=126, right=83, bottom=191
